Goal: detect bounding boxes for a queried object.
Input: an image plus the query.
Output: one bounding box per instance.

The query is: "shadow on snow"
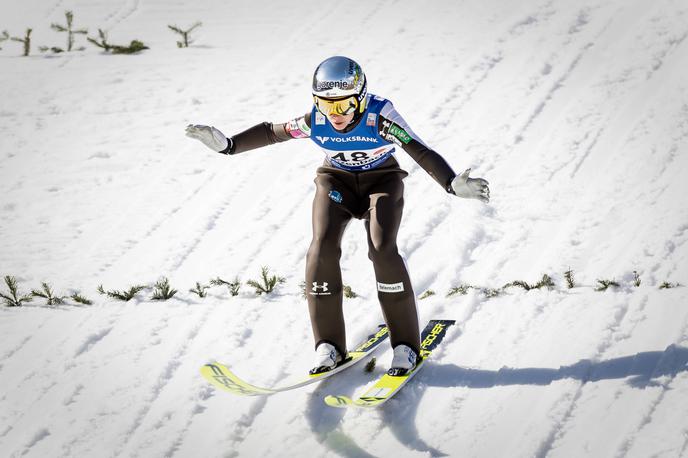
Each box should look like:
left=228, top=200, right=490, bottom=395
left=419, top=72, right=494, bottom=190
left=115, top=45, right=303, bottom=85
left=305, top=344, right=688, bottom=457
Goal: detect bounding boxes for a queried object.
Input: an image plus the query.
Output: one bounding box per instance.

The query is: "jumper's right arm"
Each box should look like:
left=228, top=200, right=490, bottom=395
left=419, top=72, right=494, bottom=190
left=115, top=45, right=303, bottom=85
left=185, top=114, right=311, bottom=155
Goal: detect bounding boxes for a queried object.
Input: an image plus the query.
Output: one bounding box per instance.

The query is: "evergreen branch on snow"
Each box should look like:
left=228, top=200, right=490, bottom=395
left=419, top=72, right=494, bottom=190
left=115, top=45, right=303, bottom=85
left=659, top=281, right=680, bottom=289
left=50, top=11, right=87, bottom=52
left=31, top=282, right=68, bottom=306
left=419, top=289, right=435, bottom=300
left=39, top=46, right=65, bottom=54
left=447, top=284, right=474, bottom=297
left=564, top=268, right=575, bottom=289
left=189, top=281, right=210, bottom=298
left=343, top=285, right=358, bottom=299
left=87, top=28, right=148, bottom=54
left=10, top=29, right=32, bottom=56
left=167, top=22, right=202, bottom=48
left=1, top=276, right=34, bottom=307
left=87, top=29, right=113, bottom=52
left=503, top=274, right=554, bottom=291
left=97, top=284, right=146, bottom=301
left=246, top=267, right=285, bottom=296
left=633, top=270, right=641, bottom=287
left=110, top=40, right=148, bottom=54
left=151, top=277, right=177, bottom=300
left=0, top=30, right=9, bottom=50
left=364, top=357, right=376, bottom=373
left=210, top=276, right=241, bottom=296
left=481, top=287, right=502, bottom=298
left=70, top=292, right=93, bottom=305
left=595, top=278, right=620, bottom=291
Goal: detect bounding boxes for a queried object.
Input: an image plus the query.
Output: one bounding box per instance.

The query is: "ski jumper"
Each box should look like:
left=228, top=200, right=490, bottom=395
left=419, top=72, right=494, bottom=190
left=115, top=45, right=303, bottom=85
left=222, top=94, right=457, bottom=358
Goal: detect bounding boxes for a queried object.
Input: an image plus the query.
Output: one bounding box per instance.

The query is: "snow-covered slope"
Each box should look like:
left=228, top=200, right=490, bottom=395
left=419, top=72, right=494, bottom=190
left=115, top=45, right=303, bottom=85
left=1, top=0, right=688, bottom=456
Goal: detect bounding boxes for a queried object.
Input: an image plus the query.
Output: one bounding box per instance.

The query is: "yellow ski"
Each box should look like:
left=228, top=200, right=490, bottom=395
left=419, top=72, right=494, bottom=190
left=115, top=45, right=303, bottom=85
left=324, top=320, right=455, bottom=408
left=201, top=325, right=389, bottom=396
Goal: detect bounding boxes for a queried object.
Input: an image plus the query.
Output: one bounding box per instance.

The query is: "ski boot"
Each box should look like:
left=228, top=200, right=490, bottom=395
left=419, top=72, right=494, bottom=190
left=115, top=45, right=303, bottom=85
left=387, top=344, right=418, bottom=376
left=310, top=342, right=342, bottom=375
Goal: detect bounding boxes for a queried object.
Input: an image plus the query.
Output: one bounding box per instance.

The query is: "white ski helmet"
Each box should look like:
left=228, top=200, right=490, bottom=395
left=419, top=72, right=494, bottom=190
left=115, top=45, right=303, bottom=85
left=312, top=56, right=367, bottom=114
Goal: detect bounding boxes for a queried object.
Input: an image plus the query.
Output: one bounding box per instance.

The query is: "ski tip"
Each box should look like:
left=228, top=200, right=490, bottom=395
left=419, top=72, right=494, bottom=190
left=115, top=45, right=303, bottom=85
left=324, top=395, right=354, bottom=408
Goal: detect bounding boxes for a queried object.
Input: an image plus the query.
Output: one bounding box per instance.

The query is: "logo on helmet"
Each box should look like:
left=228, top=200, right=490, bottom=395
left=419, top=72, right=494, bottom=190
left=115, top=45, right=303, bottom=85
left=316, top=80, right=352, bottom=91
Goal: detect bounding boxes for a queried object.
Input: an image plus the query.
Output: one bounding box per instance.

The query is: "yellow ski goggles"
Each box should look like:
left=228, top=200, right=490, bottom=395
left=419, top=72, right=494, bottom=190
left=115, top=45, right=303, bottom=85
left=313, top=95, right=359, bottom=116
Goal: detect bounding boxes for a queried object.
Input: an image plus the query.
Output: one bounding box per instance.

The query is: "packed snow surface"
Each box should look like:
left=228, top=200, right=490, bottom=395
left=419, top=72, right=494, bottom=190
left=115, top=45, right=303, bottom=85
left=1, top=0, right=688, bottom=457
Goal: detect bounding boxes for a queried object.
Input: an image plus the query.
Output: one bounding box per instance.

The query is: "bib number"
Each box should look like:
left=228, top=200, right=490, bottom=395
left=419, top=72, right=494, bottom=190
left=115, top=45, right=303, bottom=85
left=331, top=151, right=370, bottom=163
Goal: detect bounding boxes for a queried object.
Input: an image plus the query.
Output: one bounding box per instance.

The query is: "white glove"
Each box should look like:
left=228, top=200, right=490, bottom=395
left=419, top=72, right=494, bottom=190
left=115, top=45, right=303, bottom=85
left=451, top=168, right=490, bottom=203
left=185, top=124, right=230, bottom=153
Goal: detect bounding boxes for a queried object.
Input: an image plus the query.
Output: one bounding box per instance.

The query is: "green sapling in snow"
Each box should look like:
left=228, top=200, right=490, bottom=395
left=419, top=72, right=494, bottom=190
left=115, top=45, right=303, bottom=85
left=31, top=282, right=68, bottom=306
left=564, top=268, right=575, bottom=289
left=151, top=277, right=177, bottom=300
left=51, top=11, right=87, bottom=52
left=246, top=267, right=285, bottom=296
left=168, top=22, right=202, bottom=48
left=595, top=278, right=620, bottom=291
left=1, top=276, right=33, bottom=307
left=418, top=289, right=435, bottom=300
left=10, top=29, right=32, bottom=56
left=0, top=30, right=9, bottom=50
left=447, top=284, right=474, bottom=297
left=343, top=285, right=358, bottom=299
left=87, top=28, right=148, bottom=54
left=97, top=284, right=146, bottom=301
left=70, top=292, right=93, bottom=305
left=503, top=274, right=554, bottom=291
left=633, top=270, right=641, bottom=287
left=659, top=281, right=680, bottom=289
left=211, top=276, right=241, bottom=296
left=87, top=29, right=113, bottom=52
left=190, top=281, right=210, bottom=298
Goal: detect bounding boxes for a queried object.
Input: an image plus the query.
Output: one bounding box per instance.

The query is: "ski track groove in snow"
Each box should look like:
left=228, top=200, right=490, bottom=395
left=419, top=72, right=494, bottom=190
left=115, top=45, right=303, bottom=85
left=535, top=295, right=633, bottom=457
left=114, top=306, right=211, bottom=457
left=614, top=312, right=688, bottom=457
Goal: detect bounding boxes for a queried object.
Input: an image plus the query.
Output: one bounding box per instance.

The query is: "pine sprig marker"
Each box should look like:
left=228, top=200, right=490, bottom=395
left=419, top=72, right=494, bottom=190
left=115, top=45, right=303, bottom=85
left=633, top=271, right=641, bottom=287
left=482, top=287, right=502, bottom=298
left=87, top=28, right=148, bottom=54
left=447, top=284, right=474, bottom=297
left=343, top=285, right=358, bottom=299
left=659, top=281, right=680, bottom=289
left=564, top=268, right=575, bottom=288
left=189, top=281, right=210, bottom=298
left=0, top=30, right=9, bottom=50
left=595, top=279, right=620, bottom=292
left=246, top=267, right=285, bottom=296
left=419, top=289, right=435, bottom=300
left=1, top=276, right=33, bottom=307
left=70, top=292, right=93, bottom=305
left=50, top=11, right=87, bottom=52
left=167, top=22, right=202, bottom=48
left=10, top=29, right=32, bottom=56
left=151, top=277, right=177, bottom=300
left=210, top=276, right=241, bottom=296
left=97, top=284, right=146, bottom=301
left=31, top=282, right=68, bottom=306
left=503, top=274, right=554, bottom=291
left=87, top=29, right=113, bottom=52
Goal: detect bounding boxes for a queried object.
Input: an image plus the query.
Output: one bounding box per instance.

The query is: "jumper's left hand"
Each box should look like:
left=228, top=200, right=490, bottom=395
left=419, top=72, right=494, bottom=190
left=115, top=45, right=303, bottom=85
left=451, top=168, right=490, bottom=203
